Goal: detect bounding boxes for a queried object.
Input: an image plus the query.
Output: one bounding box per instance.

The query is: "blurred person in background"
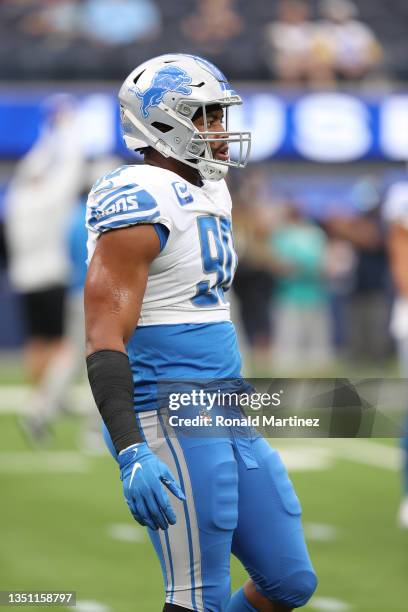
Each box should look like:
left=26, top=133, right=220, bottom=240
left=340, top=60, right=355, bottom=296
left=322, top=225, right=356, bottom=359
left=269, top=202, right=333, bottom=373
left=16, top=0, right=81, bottom=41
left=181, top=0, right=244, bottom=55
left=316, top=0, right=383, bottom=81
left=264, top=0, right=317, bottom=84
left=61, top=157, right=123, bottom=451
left=5, top=94, right=85, bottom=443
left=231, top=170, right=276, bottom=375
left=383, top=178, right=408, bottom=528
left=15, top=0, right=162, bottom=46
left=264, top=0, right=338, bottom=86
left=6, top=1, right=84, bottom=80
left=326, top=181, right=391, bottom=367
left=81, top=0, right=161, bottom=46
left=7, top=0, right=162, bottom=81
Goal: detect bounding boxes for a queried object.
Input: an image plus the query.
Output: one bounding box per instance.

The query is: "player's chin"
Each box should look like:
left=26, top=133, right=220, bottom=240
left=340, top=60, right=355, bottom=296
left=214, top=151, right=230, bottom=162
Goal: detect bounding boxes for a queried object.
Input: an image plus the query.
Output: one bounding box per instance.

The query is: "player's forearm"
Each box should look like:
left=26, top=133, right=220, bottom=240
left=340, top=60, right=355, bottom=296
left=84, top=273, right=144, bottom=354
left=86, top=349, right=143, bottom=452
left=84, top=293, right=142, bottom=355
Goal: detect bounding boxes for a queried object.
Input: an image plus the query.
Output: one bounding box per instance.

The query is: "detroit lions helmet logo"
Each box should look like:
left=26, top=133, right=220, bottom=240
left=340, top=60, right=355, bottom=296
left=129, top=65, right=192, bottom=118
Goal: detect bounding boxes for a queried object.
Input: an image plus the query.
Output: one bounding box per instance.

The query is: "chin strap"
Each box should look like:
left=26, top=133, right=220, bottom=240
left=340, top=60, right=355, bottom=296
left=197, top=159, right=229, bottom=181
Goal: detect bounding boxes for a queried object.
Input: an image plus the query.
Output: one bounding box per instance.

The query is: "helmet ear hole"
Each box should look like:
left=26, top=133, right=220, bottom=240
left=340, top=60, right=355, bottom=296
left=151, top=121, right=173, bottom=134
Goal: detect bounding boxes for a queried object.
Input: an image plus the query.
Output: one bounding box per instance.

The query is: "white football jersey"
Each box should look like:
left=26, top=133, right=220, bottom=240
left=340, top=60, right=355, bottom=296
left=86, top=164, right=238, bottom=325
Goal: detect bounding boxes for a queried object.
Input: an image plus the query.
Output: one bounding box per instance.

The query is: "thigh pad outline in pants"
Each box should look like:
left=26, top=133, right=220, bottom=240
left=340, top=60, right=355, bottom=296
left=231, top=437, right=318, bottom=609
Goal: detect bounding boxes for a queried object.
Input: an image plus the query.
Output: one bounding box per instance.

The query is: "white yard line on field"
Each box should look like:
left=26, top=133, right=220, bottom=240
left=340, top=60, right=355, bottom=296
left=309, top=596, right=352, bottom=611
left=304, top=522, right=340, bottom=542
left=0, top=441, right=400, bottom=475
left=0, top=451, right=89, bottom=473
left=0, top=385, right=92, bottom=414
left=0, top=386, right=28, bottom=412
left=277, top=446, right=334, bottom=471
left=314, top=439, right=401, bottom=471
left=108, top=523, right=146, bottom=543
left=271, top=438, right=401, bottom=471
left=73, top=602, right=111, bottom=612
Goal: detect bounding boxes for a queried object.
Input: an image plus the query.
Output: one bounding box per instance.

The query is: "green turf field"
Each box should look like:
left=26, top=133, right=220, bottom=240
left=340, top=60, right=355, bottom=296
left=1, top=394, right=407, bottom=612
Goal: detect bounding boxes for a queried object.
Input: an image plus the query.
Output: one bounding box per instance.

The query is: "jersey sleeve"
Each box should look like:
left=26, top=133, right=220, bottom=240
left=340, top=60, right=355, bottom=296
left=86, top=166, right=172, bottom=235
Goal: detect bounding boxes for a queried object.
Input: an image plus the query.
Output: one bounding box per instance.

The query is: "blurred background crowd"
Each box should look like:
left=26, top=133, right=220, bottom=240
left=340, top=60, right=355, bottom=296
left=0, top=0, right=406, bottom=81
left=0, top=0, right=408, bottom=395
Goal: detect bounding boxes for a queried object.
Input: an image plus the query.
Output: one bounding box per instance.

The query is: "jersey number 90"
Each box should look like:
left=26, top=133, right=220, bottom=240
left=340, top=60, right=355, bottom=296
left=192, top=216, right=236, bottom=307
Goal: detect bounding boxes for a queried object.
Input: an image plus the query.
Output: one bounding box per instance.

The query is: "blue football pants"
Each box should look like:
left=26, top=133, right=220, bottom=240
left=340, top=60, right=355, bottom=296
left=103, top=410, right=317, bottom=611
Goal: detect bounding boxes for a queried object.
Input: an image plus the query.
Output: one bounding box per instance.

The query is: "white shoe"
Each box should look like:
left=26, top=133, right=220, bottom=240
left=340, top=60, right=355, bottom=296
left=398, top=496, right=408, bottom=528
left=18, top=413, right=52, bottom=447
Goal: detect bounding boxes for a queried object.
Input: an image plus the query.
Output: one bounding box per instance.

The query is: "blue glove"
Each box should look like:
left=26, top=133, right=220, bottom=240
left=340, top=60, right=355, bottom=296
left=118, top=442, right=185, bottom=531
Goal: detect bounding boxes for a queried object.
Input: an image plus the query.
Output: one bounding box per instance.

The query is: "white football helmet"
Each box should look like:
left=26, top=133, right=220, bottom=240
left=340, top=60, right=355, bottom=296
left=119, top=53, right=251, bottom=181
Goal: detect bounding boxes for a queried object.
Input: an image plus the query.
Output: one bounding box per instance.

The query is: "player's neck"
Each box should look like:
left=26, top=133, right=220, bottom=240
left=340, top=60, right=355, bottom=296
left=144, top=150, right=203, bottom=186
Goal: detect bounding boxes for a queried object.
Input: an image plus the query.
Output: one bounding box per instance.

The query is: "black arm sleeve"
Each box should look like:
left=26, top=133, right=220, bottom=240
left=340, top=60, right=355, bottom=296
left=86, top=349, right=143, bottom=453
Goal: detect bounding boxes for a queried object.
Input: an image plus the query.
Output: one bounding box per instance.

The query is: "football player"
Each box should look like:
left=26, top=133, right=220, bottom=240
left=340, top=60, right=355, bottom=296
left=85, top=54, right=317, bottom=611
left=384, top=179, right=408, bottom=528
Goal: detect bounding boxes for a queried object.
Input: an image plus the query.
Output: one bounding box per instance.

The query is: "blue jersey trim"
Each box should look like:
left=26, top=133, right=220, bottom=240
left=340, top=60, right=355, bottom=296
left=93, top=211, right=161, bottom=232
left=153, top=223, right=170, bottom=252
left=97, top=183, right=138, bottom=207
left=163, top=526, right=175, bottom=604
left=158, top=412, right=197, bottom=610
left=96, top=189, right=158, bottom=218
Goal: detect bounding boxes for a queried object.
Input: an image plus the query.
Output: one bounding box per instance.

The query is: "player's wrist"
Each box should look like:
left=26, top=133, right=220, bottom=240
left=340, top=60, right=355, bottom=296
left=118, top=442, right=142, bottom=456
left=118, top=441, right=154, bottom=471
